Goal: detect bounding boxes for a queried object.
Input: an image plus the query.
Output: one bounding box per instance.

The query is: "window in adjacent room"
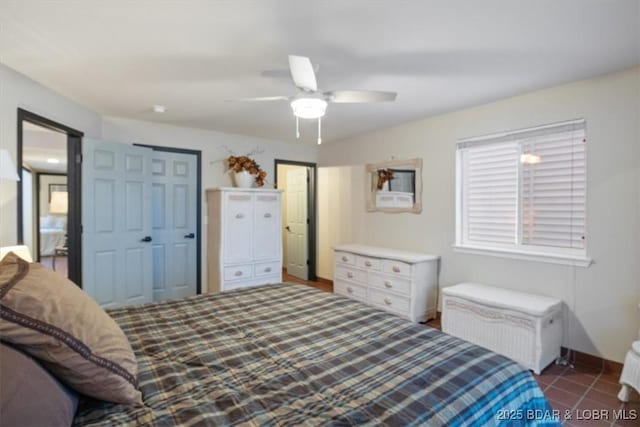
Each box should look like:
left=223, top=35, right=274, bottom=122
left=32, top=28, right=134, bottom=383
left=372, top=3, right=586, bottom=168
left=454, top=119, right=590, bottom=266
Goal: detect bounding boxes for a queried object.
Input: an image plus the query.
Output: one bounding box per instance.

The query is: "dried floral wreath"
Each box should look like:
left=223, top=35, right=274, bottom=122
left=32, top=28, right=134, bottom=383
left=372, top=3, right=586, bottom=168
left=227, top=155, right=267, bottom=187
left=376, top=168, right=395, bottom=190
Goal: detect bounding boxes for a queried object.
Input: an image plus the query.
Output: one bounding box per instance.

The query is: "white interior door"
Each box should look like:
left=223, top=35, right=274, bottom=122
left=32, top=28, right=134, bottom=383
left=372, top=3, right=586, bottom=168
left=286, top=167, right=308, bottom=280
left=150, top=151, right=198, bottom=301
left=82, top=139, right=153, bottom=308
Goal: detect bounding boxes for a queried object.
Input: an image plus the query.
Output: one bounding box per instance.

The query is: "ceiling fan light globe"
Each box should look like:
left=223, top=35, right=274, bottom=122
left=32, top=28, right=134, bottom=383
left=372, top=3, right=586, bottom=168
left=290, top=98, right=327, bottom=119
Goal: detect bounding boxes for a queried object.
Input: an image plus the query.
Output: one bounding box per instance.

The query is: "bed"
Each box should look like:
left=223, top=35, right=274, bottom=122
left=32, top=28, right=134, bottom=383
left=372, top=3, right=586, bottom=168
left=39, top=215, right=67, bottom=256
left=74, top=284, right=559, bottom=426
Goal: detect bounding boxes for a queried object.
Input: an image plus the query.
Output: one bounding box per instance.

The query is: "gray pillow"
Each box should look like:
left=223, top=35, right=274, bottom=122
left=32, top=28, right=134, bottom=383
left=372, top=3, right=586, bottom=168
left=0, top=341, right=78, bottom=427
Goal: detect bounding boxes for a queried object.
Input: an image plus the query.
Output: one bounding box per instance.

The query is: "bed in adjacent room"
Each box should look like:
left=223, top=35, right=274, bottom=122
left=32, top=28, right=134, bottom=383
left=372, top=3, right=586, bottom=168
left=39, top=215, right=67, bottom=256
left=73, top=284, right=558, bottom=426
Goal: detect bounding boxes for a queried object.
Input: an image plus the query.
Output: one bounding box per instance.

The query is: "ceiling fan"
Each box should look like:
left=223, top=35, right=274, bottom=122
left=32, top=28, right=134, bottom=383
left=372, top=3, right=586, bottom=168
left=236, top=55, right=397, bottom=144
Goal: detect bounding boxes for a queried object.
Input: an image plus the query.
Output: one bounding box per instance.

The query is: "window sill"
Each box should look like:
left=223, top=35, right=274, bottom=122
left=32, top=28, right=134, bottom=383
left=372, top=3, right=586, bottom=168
left=451, top=244, right=593, bottom=268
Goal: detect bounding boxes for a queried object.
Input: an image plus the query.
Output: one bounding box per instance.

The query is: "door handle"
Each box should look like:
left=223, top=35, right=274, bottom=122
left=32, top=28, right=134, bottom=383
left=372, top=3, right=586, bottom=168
left=285, top=226, right=291, bottom=232
left=184, top=233, right=195, bottom=239
left=141, top=236, right=152, bottom=242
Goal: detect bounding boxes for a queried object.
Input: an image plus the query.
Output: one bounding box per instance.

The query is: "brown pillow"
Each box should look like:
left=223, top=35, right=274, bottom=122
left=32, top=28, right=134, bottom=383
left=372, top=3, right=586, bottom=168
left=0, top=253, right=142, bottom=404
left=1, top=341, right=79, bottom=427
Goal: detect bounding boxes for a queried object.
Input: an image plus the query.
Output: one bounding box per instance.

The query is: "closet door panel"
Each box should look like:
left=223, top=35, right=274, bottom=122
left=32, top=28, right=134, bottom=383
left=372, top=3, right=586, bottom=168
left=223, top=193, right=253, bottom=263
left=253, top=194, right=280, bottom=260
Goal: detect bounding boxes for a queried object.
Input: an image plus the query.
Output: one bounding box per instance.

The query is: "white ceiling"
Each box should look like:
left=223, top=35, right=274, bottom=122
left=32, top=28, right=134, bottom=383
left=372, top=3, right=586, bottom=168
left=1, top=0, right=638, bottom=144
left=22, top=122, right=67, bottom=173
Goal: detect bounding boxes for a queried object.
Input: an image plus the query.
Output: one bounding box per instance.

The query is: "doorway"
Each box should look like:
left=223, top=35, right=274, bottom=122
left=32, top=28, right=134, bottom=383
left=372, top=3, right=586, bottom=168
left=274, top=159, right=317, bottom=281
left=17, top=109, right=83, bottom=285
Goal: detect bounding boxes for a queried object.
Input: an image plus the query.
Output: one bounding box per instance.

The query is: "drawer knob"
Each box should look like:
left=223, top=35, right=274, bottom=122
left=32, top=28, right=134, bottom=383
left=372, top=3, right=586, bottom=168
left=264, top=213, right=272, bottom=218
left=342, top=256, right=348, bottom=262
left=234, top=271, right=243, bottom=277
left=235, top=213, right=244, bottom=219
left=347, top=287, right=353, bottom=294
left=264, top=267, right=271, bottom=273
left=365, top=261, right=372, bottom=267
left=392, top=265, right=401, bottom=273
left=384, top=281, right=392, bottom=288
left=347, top=272, right=354, bottom=279
left=384, top=298, right=392, bottom=305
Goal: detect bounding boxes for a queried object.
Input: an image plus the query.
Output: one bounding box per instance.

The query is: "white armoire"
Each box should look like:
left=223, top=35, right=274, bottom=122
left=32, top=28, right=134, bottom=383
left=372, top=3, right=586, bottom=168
left=206, top=188, right=282, bottom=292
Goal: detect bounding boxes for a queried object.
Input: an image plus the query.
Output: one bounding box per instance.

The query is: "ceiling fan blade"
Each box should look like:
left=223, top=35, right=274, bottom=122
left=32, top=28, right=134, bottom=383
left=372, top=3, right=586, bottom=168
left=326, top=90, right=397, bottom=103
left=261, top=64, right=319, bottom=79
left=288, top=55, right=318, bottom=92
left=231, top=96, right=290, bottom=102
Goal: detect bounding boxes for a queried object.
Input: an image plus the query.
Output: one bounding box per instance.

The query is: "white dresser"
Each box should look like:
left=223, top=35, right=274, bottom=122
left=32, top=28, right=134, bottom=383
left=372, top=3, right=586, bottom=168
left=206, top=188, right=282, bottom=292
left=333, top=244, right=439, bottom=322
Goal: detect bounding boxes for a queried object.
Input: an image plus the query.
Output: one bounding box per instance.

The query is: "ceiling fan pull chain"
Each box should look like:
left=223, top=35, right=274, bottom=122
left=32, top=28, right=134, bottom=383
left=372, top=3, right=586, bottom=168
left=317, top=117, right=322, bottom=145
left=296, top=116, right=300, bottom=139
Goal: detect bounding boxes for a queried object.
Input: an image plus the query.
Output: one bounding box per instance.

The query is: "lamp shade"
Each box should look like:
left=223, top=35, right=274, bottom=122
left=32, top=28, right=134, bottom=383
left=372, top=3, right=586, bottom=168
left=49, top=191, right=68, bottom=214
left=0, top=149, right=20, bottom=181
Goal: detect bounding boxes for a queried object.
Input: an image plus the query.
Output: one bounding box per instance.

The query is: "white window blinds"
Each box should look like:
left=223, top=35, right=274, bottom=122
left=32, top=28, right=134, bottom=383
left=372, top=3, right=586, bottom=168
left=457, top=119, right=586, bottom=256
left=521, top=126, right=586, bottom=249
left=462, top=142, right=518, bottom=245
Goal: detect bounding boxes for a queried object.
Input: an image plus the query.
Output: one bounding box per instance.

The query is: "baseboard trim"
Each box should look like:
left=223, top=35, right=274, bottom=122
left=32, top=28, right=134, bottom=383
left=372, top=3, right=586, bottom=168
left=561, top=347, right=623, bottom=375
left=317, top=277, right=333, bottom=286
left=432, top=311, right=622, bottom=375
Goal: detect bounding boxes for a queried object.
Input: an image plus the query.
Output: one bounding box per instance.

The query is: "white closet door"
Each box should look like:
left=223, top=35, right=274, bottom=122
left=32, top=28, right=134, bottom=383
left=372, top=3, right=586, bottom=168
left=253, top=193, right=280, bottom=260
left=223, top=192, right=253, bottom=263
left=286, top=168, right=308, bottom=279
left=82, top=139, right=153, bottom=307
left=150, top=151, right=198, bottom=301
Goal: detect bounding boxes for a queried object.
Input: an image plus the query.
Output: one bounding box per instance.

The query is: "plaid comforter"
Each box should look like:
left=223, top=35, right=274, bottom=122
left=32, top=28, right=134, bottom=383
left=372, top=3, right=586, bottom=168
left=74, top=284, right=559, bottom=426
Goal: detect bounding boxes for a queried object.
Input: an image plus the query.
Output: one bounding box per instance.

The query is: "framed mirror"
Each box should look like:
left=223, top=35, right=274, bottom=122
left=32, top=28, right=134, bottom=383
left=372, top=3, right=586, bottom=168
left=366, top=158, right=422, bottom=213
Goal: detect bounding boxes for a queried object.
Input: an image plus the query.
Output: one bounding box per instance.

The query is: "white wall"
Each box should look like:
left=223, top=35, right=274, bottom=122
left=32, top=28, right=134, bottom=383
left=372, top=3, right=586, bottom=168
left=102, top=116, right=318, bottom=290
left=0, top=63, right=103, bottom=245
left=317, top=166, right=367, bottom=278
left=20, top=169, right=34, bottom=256
left=317, top=67, right=640, bottom=363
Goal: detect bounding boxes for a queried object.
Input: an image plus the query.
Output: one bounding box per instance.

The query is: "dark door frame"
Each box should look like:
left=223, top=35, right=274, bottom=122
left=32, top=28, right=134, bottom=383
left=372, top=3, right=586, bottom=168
left=17, top=108, right=83, bottom=287
left=274, top=159, right=318, bottom=281
left=134, top=144, right=203, bottom=295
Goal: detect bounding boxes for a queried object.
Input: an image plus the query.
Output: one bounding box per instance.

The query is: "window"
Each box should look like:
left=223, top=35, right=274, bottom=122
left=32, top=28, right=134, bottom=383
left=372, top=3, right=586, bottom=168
left=454, top=119, right=590, bottom=266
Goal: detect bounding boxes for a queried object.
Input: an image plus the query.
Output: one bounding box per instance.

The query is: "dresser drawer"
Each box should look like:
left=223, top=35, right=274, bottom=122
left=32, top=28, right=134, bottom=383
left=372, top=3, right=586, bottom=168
left=254, top=261, right=280, bottom=277
left=334, top=280, right=367, bottom=302
left=356, top=256, right=381, bottom=271
left=334, top=265, right=367, bottom=284
left=369, top=289, right=411, bottom=316
left=335, top=251, right=356, bottom=266
left=382, top=260, right=412, bottom=277
left=223, top=264, right=253, bottom=281
left=223, top=281, right=255, bottom=291
left=369, top=272, right=412, bottom=297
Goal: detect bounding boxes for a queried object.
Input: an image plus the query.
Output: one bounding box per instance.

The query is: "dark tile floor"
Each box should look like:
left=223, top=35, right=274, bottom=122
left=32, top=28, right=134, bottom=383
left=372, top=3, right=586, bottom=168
left=285, top=273, right=640, bottom=426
